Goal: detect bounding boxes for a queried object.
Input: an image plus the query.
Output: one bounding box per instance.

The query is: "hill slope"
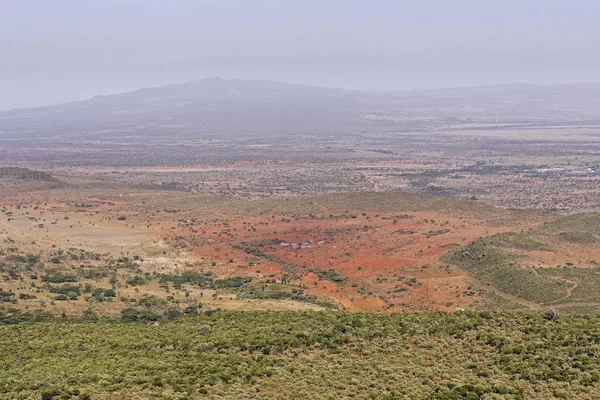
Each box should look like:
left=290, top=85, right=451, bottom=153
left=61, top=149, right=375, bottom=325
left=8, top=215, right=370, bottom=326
left=2, top=79, right=600, bottom=136
left=0, top=77, right=369, bottom=135
left=2, top=311, right=600, bottom=399
left=444, top=212, right=600, bottom=310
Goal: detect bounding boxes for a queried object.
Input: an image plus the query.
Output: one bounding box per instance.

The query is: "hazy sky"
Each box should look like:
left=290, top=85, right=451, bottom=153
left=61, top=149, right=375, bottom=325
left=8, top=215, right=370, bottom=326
left=1, top=0, right=599, bottom=110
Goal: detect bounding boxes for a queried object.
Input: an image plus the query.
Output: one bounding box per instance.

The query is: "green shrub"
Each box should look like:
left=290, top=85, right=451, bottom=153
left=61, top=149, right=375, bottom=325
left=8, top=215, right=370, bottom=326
left=41, top=389, right=62, bottom=400
left=43, top=273, right=78, bottom=283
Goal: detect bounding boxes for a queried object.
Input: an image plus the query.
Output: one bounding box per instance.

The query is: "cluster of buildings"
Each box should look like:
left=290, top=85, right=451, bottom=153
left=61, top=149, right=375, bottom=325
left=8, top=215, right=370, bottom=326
left=279, top=239, right=327, bottom=249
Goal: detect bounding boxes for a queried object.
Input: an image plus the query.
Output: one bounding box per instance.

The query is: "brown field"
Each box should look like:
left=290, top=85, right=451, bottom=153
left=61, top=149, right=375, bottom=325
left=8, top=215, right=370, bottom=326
left=0, top=170, right=561, bottom=317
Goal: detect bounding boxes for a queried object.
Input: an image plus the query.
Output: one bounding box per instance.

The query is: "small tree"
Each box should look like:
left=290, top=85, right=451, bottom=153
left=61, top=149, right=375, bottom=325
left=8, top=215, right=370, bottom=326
left=121, top=307, right=140, bottom=322
left=41, top=389, right=62, bottom=400
left=543, top=309, right=559, bottom=321
left=66, top=291, right=79, bottom=300
left=199, top=324, right=211, bottom=335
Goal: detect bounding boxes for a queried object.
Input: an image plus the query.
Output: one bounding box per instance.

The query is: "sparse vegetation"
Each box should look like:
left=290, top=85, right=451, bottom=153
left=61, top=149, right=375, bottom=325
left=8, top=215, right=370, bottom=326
left=443, top=242, right=571, bottom=303
left=4, top=54, right=600, bottom=400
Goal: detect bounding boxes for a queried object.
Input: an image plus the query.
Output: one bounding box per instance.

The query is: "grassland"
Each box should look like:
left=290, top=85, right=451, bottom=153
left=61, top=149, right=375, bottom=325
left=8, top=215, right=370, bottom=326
left=444, top=212, right=600, bottom=309
left=443, top=242, right=571, bottom=303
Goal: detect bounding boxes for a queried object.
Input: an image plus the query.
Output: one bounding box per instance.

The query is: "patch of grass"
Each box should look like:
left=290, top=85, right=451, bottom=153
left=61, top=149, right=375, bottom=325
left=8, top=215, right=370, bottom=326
left=443, top=243, right=570, bottom=303
left=486, top=231, right=551, bottom=251
left=553, top=305, right=600, bottom=315
left=557, top=231, right=599, bottom=244
left=539, top=267, right=600, bottom=304
left=471, top=291, right=528, bottom=311
left=538, top=213, right=600, bottom=236
left=445, top=212, right=600, bottom=307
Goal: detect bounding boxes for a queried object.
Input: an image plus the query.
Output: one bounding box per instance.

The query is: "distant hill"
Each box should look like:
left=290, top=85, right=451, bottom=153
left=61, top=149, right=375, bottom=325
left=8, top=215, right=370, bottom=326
left=0, top=77, right=370, bottom=135
left=397, top=83, right=600, bottom=125
left=1, top=78, right=600, bottom=137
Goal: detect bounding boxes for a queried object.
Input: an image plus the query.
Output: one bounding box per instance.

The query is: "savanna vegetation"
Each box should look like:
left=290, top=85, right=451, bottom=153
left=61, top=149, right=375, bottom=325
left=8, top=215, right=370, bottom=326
left=443, top=213, right=600, bottom=308
left=4, top=171, right=600, bottom=400
left=3, top=310, right=600, bottom=399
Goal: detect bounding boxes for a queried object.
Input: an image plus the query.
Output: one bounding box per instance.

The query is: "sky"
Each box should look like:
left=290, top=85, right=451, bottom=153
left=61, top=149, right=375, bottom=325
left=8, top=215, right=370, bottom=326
left=1, top=0, right=599, bottom=110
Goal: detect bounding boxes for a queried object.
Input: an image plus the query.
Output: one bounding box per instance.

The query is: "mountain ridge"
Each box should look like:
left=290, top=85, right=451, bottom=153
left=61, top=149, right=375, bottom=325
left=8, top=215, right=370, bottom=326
left=2, top=77, right=600, bottom=136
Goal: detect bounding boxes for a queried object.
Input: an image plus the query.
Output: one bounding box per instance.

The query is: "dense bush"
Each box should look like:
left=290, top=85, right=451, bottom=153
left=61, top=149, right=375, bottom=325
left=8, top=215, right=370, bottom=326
left=0, top=289, right=16, bottom=302
left=159, top=271, right=214, bottom=288
left=47, top=283, right=81, bottom=296
left=43, top=272, right=79, bottom=283
left=120, top=307, right=161, bottom=322
left=3, top=311, right=600, bottom=398
left=126, top=275, right=147, bottom=286
left=309, top=267, right=347, bottom=283
left=214, top=276, right=252, bottom=288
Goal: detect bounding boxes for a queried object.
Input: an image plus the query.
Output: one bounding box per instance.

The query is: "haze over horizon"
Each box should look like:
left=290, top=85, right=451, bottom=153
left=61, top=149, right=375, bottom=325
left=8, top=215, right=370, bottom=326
left=4, top=77, right=600, bottom=113
left=2, top=0, right=599, bottom=110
